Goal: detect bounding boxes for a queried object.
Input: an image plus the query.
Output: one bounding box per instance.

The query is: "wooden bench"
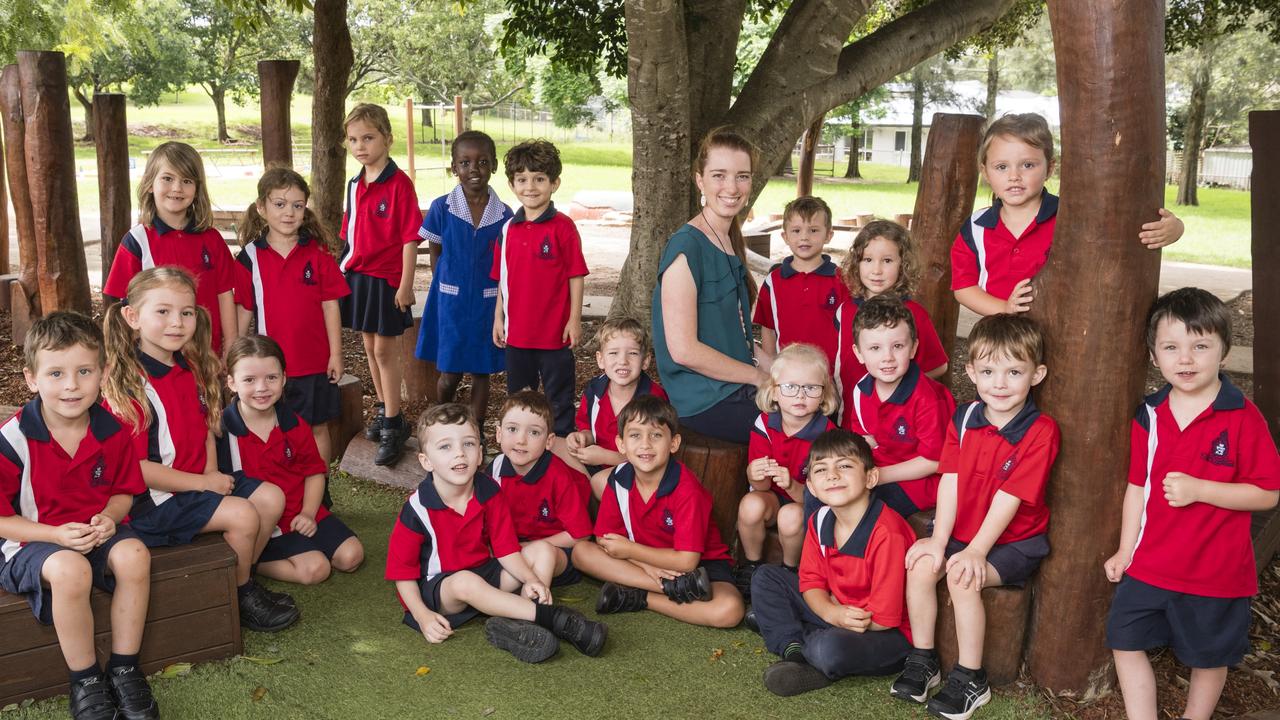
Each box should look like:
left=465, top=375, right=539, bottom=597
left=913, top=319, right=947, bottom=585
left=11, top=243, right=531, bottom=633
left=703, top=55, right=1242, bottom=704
left=675, top=429, right=749, bottom=546
left=0, top=535, right=242, bottom=707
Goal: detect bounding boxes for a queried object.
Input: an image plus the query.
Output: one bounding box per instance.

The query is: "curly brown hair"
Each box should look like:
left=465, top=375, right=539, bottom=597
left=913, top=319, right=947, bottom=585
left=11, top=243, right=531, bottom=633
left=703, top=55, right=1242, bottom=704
left=504, top=139, right=562, bottom=182
left=839, top=219, right=918, bottom=299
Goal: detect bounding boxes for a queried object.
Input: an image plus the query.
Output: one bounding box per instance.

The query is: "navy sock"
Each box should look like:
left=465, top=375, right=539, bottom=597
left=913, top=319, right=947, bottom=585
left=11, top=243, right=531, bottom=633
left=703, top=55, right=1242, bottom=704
left=384, top=414, right=403, bottom=428
left=533, top=602, right=557, bottom=630
left=108, top=652, right=139, bottom=670
left=237, top=580, right=253, bottom=598
left=68, top=664, right=101, bottom=684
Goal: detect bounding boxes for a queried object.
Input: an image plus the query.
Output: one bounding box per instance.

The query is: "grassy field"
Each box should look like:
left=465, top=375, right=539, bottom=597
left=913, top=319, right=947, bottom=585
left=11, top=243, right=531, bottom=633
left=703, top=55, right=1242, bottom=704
left=7, top=471, right=1050, bottom=720
left=63, top=91, right=1251, bottom=268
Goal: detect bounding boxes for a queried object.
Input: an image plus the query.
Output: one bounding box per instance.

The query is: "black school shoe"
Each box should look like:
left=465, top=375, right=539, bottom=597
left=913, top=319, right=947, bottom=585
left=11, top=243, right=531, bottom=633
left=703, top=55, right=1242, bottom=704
left=595, top=583, right=648, bottom=614
left=733, top=561, right=759, bottom=602
left=549, top=606, right=608, bottom=657
left=69, top=673, right=118, bottom=720
left=890, top=648, right=942, bottom=703
left=763, top=659, right=833, bottom=696
left=926, top=666, right=991, bottom=720
left=240, top=581, right=301, bottom=632
left=374, top=418, right=411, bottom=466
left=364, top=404, right=386, bottom=440
left=484, top=617, right=560, bottom=663
left=108, top=665, right=160, bottom=720
left=660, top=566, right=711, bottom=604
left=743, top=608, right=760, bottom=634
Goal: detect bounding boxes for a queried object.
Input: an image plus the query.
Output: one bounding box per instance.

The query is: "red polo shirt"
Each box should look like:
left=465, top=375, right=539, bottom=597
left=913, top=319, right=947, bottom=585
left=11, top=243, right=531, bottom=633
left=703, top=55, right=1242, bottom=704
left=747, top=412, right=835, bottom=502
left=799, top=500, right=914, bottom=643
left=752, top=256, right=850, bottom=369
left=337, top=160, right=423, bottom=287
left=217, top=400, right=330, bottom=534
left=385, top=472, right=522, bottom=590
left=103, top=219, right=238, bottom=352
left=0, top=399, right=145, bottom=561
left=844, top=363, right=955, bottom=512
left=490, top=204, right=589, bottom=350
left=234, top=234, right=351, bottom=377
left=489, top=451, right=592, bottom=542
left=835, top=298, right=948, bottom=425
left=1124, top=377, right=1280, bottom=598
left=595, top=460, right=731, bottom=562
left=950, top=190, right=1059, bottom=301
left=938, top=400, right=1058, bottom=545
left=575, top=373, right=668, bottom=453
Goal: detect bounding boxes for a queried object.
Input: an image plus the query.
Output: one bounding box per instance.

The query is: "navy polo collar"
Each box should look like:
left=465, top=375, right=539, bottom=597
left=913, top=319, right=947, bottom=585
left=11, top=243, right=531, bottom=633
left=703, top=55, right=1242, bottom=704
left=765, top=411, right=830, bottom=442
left=1144, top=373, right=1245, bottom=412
left=222, top=398, right=299, bottom=438
left=19, top=396, right=121, bottom=444
left=253, top=230, right=313, bottom=249
left=495, top=450, right=553, bottom=485
left=512, top=202, right=557, bottom=224
left=778, top=254, right=838, bottom=279
left=612, top=459, right=682, bottom=498
left=418, top=470, right=500, bottom=509
left=137, top=348, right=189, bottom=378
left=152, top=216, right=198, bottom=235
left=817, top=498, right=885, bottom=558
left=855, top=362, right=921, bottom=405
left=974, top=189, right=1059, bottom=229
left=964, top=398, right=1042, bottom=445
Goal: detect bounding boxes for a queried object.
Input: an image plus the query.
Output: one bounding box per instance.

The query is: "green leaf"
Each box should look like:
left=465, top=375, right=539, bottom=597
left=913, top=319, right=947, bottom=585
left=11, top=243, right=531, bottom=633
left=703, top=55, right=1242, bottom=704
left=238, top=655, right=284, bottom=665
left=156, top=662, right=193, bottom=679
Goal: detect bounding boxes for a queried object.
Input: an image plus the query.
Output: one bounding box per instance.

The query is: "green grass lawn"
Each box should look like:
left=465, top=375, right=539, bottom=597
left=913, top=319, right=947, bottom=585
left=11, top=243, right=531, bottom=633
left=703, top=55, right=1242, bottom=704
left=8, top=471, right=1048, bottom=720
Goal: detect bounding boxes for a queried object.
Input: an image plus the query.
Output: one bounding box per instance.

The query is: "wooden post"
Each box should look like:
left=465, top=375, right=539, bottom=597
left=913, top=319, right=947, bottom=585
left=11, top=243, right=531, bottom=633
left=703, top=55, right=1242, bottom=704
left=909, top=113, right=984, bottom=387
left=797, top=114, right=824, bottom=198
left=405, top=97, right=416, bottom=184
left=258, top=60, right=300, bottom=169
left=0, top=105, right=7, bottom=276
left=453, top=95, right=464, bottom=137
left=1253, top=111, right=1280, bottom=440
left=1023, top=0, right=1166, bottom=695
left=309, top=0, right=354, bottom=247
left=0, top=66, right=37, bottom=309
left=94, top=93, right=130, bottom=288
left=17, top=51, right=91, bottom=315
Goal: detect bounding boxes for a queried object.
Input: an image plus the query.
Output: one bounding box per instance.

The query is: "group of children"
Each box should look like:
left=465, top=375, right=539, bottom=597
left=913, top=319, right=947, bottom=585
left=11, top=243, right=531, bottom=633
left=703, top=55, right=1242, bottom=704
left=0, top=101, right=1273, bottom=720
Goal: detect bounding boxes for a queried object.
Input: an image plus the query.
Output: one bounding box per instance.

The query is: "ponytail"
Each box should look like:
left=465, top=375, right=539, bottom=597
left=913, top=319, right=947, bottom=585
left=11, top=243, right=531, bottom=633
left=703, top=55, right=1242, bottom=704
left=102, top=300, right=152, bottom=432
left=727, top=216, right=757, bottom=304
left=237, top=202, right=269, bottom=246
left=184, top=305, right=224, bottom=434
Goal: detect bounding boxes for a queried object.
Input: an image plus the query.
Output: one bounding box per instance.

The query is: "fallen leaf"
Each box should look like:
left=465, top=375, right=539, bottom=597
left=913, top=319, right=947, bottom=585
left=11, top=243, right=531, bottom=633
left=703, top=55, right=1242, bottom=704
left=238, top=656, right=283, bottom=666
left=415, top=666, right=430, bottom=677
left=709, top=648, right=724, bottom=663
left=2, top=703, right=17, bottom=712
left=18, top=700, right=31, bottom=709
left=251, top=686, right=268, bottom=702
left=754, top=648, right=764, bottom=655
left=156, top=663, right=192, bottom=679
left=732, top=641, right=745, bottom=649
left=481, top=708, right=495, bottom=716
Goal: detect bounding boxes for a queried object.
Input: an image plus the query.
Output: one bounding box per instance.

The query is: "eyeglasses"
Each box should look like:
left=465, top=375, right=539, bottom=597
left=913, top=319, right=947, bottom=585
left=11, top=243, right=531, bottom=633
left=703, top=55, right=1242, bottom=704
left=777, top=383, right=824, bottom=398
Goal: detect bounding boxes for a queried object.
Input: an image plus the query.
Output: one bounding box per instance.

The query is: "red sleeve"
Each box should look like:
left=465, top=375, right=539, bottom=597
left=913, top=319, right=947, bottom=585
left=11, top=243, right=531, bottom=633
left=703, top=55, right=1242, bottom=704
left=864, top=522, right=910, bottom=629
left=289, top=422, right=329, bottom=478
left=593, top=478, right=626, bottom=536
left=950, top=231, right=979, bottom=291
left=104, top=242, right=143, bottom=298
left=385, top=509, right=426, bottom=581
left=554, top=468, right=593, bottom=539
left=489, top=228, right=505, bottom=282
left=651, top=382, right=668, bottom=401
left=914, top=385, right=953, bottom=463
left=1001, top=419, right=1059, bottom=506
left=106, top=431, right=146, bottom=496
left=797, top=516, right=827, bottom=594
left=937, top=414, right=962, bottom=475
left=232, top=253, right=254, bottom=311
left=317, top=249, right=352, bottom=301
left=561, top=218, right=588, bottom=278
left=396, top=176, right=425, bottom=246
left=339, top=205, right=351, bottom=242
left=0, top=431, right=20, bottom=517
left=574, top=391, right=590, bottom=433
left=1127, top=416, right=1149, bottom=487
left=910, top=302, right=948, bottom=373
left=1238, top=405, right=1280, bottom=491
left=670, top=481, right=710, bottom=554
left=752, top=277, right=774, bottom=329
left=485, top=492, right=522, bottom=559
left=206, top=233, right=238, bottom=294
left=833, top=270, right=853, bottom=305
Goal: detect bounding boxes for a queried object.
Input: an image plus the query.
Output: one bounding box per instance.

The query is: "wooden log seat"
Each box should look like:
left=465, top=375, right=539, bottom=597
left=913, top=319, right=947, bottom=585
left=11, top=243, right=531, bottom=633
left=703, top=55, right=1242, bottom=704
left=674, top=428, right=749, bottom=547
left=0, top=534, right=242, bottom=707
left=326, top=373, right=364, bottom=463
left=400, top=298, right=439, bottom=405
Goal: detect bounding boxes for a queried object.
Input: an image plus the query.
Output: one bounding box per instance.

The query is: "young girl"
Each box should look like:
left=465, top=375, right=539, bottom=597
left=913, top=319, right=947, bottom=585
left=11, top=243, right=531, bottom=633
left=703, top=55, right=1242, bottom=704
left=415, top=130, right=513, bottom=427
left=103, top=141, right=239, bottom=354
left=735, top=343, right=837, bottom=596
left=337, top=104, right=424, bottom=467
left=234, top=167, right=350, bottom=464
left=835, top=220, right=948, bottom=428
left=220, top=335, right=365, bottom=586
left=102, top=267, right=299, bottom=633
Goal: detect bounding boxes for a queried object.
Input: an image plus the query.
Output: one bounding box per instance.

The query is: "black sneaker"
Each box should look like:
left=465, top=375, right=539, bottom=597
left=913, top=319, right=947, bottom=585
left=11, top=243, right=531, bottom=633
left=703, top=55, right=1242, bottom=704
left=258, top=582, right=297, bottom=609
left=374, top=419, right=410, bottom=466
left=240, top=581, right=300, bottom=632
left=108, top=665, right=159, bottom=720
left=549, top=606, right=608, bottom=657
left=595, top=583, right=648, bottom=614
left=734, top=561, right=759, bottom=601
left=69, top=673, right=118, bottom=720
left=890, top=649, right=942, bottom=703
left=364, top=404, right=386, bottom=440
left=743, top=608, right=760, bottom=634
left=926, top=666, right=991, bottom=720
left=763, top=660, right=833, bottom=696
left=661, top=566, right=711, bottom=603
left=484, top=617, right=559, bottom=663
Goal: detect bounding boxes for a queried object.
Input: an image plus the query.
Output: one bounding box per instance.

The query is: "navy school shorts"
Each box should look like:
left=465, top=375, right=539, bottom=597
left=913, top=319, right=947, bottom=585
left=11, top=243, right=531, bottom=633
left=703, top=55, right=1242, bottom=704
left=701, top=559, right=735, bottom=585
left=258, top=514, right=357, bottom=564
left=405, top=557, right=507, bottom=631
left=129, top=474, right=263, bottom=548
left=551, top=544, right=580, bottom=587
left=0, top=526, right=142, bottom=624
left=284, top=373, right=342, bottom=426
left=872, top=483, right=923, bottom=520
left=944, top=533, right=1049, bottom=588
left=1106, top=575, right=1250, bottom=668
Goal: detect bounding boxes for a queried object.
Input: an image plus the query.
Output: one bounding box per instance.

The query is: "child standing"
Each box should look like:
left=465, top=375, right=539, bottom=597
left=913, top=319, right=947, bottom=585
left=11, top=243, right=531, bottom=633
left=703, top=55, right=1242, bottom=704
left=892, top=314, right=1058, bottom=720
left=564, top=317, right=668, bottom=498
left=492, top=140, right=588, bottom=437
left=417, top=130, right=513, bottom=426
left=1104, top=288, right=1280, bottom=720
left=736, top=343, right=837, bottom=593
left=752, top=429, right=914, bottom=698
left=103, top=141, right=239, bottom=354
left=234, top=167, right=350, bottom=464
left=102, top=267, right=299, bottom=633
left=0, top=313, right=158, bottom=720
left=845, top=297, right=955, bottom=519
left=384, top=403, right=607, bottom=662
left=753, top=196, right=850, bottom=371
left=573, top=395, right=745, bottom=628
left=952, top=113, right=1183, bottom=316
left=338, top=104, right=424, bottom=467
left=220, top=336, right=365, bottom=586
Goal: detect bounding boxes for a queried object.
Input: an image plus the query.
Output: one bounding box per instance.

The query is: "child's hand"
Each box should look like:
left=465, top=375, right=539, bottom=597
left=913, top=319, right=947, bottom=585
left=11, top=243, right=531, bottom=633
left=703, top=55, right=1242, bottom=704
left=291, top=512, right=318, bottom=537
left=522, top=580, right=552, bottom=605
left=394, top=286, right=415, bottom=312
left=828, top=604, right=873, bottom=633
left=88, top=513, right=116, bottom=545
left=1162, top=472, right=1203, bottom=508
left=565, top=431, right=590, bottom=451
left=562, top=319, right=581, bottom=349
left=203, top=472, right=236, bottom=495
left=1138, top=208, right=1184, bottom=249
left=416, top=609, right=453, bottom=643
left=772, top=466, right=794, bottom=491
left=492, top=320, right=506, bottom=349
left=597, top=533, right=634, bottom=560
left=54, top=523, right=98, bottom=553
left=1103, top=549, right=1132, bottom=583
left=1005, top=279, right=1034, bottom=313
left=635, top=559, right=681, bottom=587
left=572, top=444, right=613, bottom=467
left=327, top=353, right=343, bottom=383
left=905, top=538, right=945, bottom=574
left=945, top=549, right=988, bottom=590
left=747, top=457, right=779, bottom=484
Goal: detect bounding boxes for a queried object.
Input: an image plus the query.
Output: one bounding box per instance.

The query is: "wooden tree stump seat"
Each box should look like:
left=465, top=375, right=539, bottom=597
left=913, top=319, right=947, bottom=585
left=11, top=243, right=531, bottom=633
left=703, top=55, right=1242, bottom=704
left=0, top=535, right=242, bottom=707
left=674, top=428, right=749, bottom=545
left=326, top=373, right=364, bottom=463
left=400, top=298, right=439, bottom=405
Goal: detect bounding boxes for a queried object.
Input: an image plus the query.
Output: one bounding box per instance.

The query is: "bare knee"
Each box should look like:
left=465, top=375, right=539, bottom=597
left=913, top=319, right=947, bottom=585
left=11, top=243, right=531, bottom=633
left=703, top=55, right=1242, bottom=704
left=706, top=585, right=746, bottom=628
left=372, top=337, right=398, bottom=365
left=253, top=483, right=286, bottom=517
left=776, top=504, right=804, bottom=539
left=522, top=540, right=556, bottom=566
left=737, top=493, right=769, bottom=526
left=224, top=497, right=260, bottom=537
left=330, top=538, right=364, bottom=573
left=107, top=539, right=151, bottom=583
left=43, top=551, right=92, bottom=594
left=297, top=555, right=333, bottom=585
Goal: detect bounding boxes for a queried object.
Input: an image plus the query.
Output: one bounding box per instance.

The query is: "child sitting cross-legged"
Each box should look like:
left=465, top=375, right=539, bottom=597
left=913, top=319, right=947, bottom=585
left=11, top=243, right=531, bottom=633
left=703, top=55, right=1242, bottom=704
left=573, top=395, right=745, bottom=628
left=384, top=403, right=607, bottom=662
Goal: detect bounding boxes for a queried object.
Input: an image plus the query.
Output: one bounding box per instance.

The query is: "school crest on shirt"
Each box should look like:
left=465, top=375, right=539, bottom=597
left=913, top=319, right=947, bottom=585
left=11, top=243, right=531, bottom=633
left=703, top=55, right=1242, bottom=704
left=1204, top=430, right=1234, bottom=467
left=89, top=454, right=108, bottom=487
left=996, top=450, right=1019, bottom=481
left=376, top=199, right=389, bottom=218
left=282, top=438, right=294, bottom=463
left=538, top=499, right=553, bottom=523
left=825, top=288, right=839, bottom=308
left=302, top=260, right=317, bottom=286
left=661, top=508, right=675, bottom=534
left=892, top=416, right=915, bottom=443
left=201, top=247, right=212, bottom=270
left=538, top=236, right=553, bottom=259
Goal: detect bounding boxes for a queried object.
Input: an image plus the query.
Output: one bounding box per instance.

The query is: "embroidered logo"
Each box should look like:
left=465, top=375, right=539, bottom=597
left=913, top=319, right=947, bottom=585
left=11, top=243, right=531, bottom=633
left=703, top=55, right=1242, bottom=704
left=201, top=247, right=212, bottom=270
left=825, top=288, right=839, bottom=308
left=539, top=237, right=553, bottom=259
left=302, top=260, right=317, bottom=285
left=376, top=200, right=389, bottom=218
left=893, top=416, right=914, bottom=443
left=661, top=508, right=675, bottom=534
left=283, top=439, right=294, bottom=462
left=1204, top=430, right=1234, bottom=467
left=538, top=499, right=553, bottom=522
left=996, top=451, right=1019, bottom=481
left=90, top=455, right=108, bottom=487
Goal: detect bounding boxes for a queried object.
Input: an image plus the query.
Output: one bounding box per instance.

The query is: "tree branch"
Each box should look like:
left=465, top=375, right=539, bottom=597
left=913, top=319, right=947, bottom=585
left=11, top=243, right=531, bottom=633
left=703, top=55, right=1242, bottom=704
left=471, top=85, right=525, bottom=111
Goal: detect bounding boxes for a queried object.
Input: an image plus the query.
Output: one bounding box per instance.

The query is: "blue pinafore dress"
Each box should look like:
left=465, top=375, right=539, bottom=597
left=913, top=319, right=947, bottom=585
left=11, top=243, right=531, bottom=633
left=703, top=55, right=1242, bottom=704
left=415, top=184, right=513, bottom=374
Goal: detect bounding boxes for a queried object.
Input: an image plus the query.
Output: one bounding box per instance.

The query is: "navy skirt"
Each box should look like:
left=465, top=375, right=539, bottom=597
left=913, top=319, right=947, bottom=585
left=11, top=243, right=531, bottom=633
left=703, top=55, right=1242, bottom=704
left=341, top=270, right=413, bottom=337
left=285, top=373, right=342, bottom=426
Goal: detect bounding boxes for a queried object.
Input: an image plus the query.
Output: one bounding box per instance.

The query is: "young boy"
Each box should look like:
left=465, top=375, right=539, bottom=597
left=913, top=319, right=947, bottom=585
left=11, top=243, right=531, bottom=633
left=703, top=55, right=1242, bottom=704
left=564, top=317, right=668, bottom=498
left=752, top=429, right=914, bottom=697
left=1104, top=288, right=1280, bottom=720
left=0, top=312, right=158, bottom=720
left=490, top=391, right=592, bottom=587
left=491, top=139, right=588, bottom=437
left=845, top=296, right=955, bottom=519
left=753, top=195, right=850, bottom=370
left=572, top=395, right=745, bottom=628
left=384, top=403, right=607, bottom=662
left=892, top=314, right=1058, bottom=720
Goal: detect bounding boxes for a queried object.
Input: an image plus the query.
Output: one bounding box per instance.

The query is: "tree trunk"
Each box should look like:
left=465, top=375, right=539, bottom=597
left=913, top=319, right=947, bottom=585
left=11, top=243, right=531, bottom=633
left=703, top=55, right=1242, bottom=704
left=908, top=68, right=925, bottom=182
left=0, top=64, right=38, bottom=302
left=72, top=85, right=94, bottom=143
left=259, top=60, right=301, bottom=169
left=210, top=85, right=229, bottom=143
left=985, top=50, right=998, bottom=119
left=797, top=113, right=824, bottom=197
left=94, top=93, right=130, bottom=288
left=844, top=117, right=861, bottom=178
left=311, top=0, right=354, bottom=246
left=1252, top=110, right=1280, bottom=449
left=1176, top=42, right=1213, bottom=206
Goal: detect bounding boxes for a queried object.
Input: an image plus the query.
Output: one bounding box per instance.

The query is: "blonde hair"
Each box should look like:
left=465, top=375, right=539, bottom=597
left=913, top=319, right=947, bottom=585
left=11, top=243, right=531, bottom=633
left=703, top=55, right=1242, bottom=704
left=238, top=166, right=336, bottom=249
left=343, top=103, right=392, bottom=139
left=840, top=219, right=918, bottom=298
left=138, top=142, right=213, bottom=231
left=694, top=126, right=759, bottom=304
left=103, top=267, right=224, bottom=434
left=23, top=311, right=105, bottom=373
left=595, top=316, right=650, bottom=355
left=968, top=313, right=1046, bottom=365
left=979, top=113, right=1055, bottom=169
left=756, top=343, right=838, bottom=416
